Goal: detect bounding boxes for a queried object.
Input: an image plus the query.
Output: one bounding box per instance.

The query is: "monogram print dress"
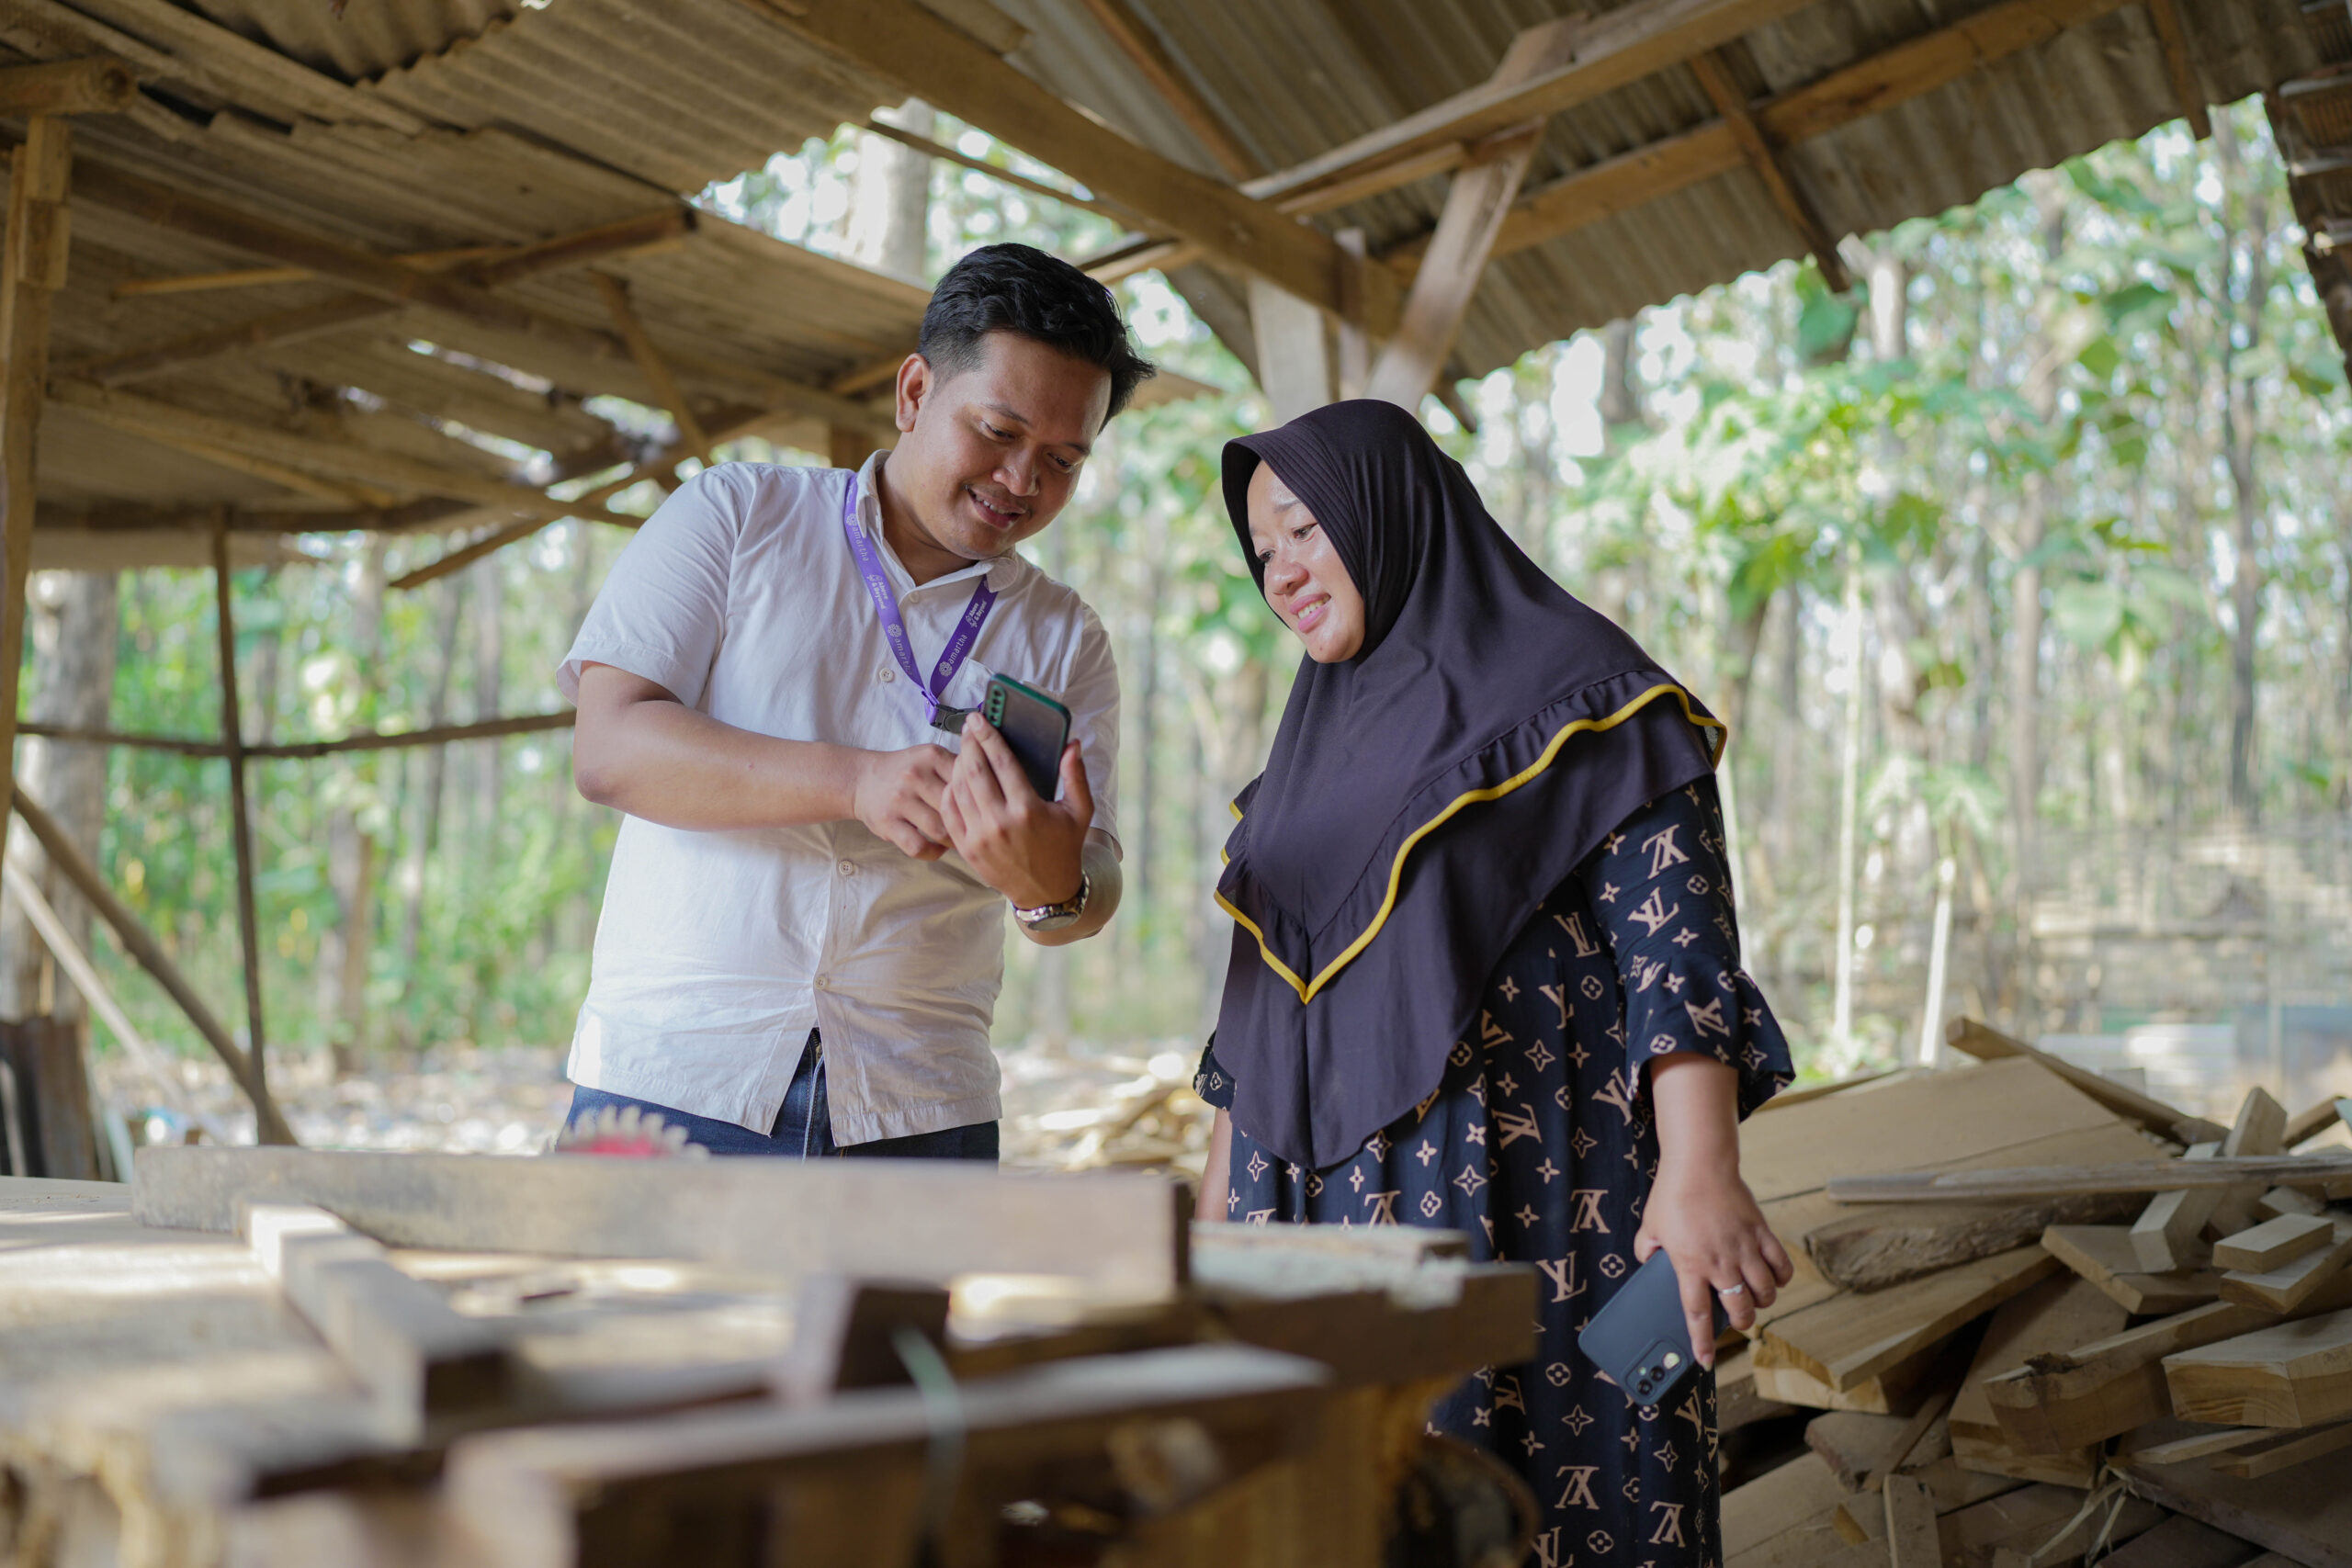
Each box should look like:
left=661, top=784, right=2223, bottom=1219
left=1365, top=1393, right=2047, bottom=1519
left=1197, top=777, right=1792, bottom=1566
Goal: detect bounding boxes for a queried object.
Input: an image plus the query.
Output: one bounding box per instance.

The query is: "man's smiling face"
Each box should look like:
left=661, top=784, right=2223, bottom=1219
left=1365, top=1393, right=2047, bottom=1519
left=884, top=330, right=1111, bottom=577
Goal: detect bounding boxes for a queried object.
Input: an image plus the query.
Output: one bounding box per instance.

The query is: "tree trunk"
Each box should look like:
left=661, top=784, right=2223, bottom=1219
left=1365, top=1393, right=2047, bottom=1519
left=397, top=576, right=468, bottom=1050
left=317, top=544, right=386, bottom=1070
left=1598, top=317, right=1644, bottom=433
left=849, top=98, right=934, bottom=283
left=1, top=571, right=118, bottom=1024
left=2213, top=114, right=2268, bottom=820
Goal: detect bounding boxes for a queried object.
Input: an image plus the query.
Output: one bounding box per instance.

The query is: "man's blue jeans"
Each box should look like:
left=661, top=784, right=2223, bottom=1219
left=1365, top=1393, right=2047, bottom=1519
left=564, top=1031, right=999, bottom=1161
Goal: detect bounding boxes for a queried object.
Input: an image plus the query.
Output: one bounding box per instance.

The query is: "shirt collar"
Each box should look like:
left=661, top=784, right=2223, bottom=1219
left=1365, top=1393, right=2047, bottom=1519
left=854, top=451, right=1018, bottom=593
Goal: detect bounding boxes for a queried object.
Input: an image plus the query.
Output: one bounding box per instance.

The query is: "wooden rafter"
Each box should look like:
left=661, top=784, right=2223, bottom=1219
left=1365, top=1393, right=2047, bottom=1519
left=860, top=116, right=1137, bottom=224
left=1396, top=0, right=2143, bottom=273
left=65, top=296, right=404, bottom=386
left=209, top=515, right=269, bottom=1109
left=1685, top=48, right=1851, bottom=291
left=591, top=271, right=712, bottom=466
left=50, top=380, right=650, bottom=529
left=1365, top=17, right=1582, bottom=408
left=732, top=0, right=1398, bottom=333
left=0, top=57, right=136, bottom=117
left=1244, top=0, right=1824, bottom=210
left=2144, top=0, right=2212, bottom=141
left=1067, top=0, right=1256, bottom=179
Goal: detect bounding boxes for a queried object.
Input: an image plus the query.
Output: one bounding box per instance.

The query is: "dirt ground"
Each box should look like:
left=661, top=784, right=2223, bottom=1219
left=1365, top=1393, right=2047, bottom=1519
left=96, top=1039, right=1214, bottom=1177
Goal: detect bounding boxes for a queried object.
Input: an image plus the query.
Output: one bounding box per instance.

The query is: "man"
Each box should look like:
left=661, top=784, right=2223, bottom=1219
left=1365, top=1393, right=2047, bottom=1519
left=558, top=243, right=1152, bottom=1160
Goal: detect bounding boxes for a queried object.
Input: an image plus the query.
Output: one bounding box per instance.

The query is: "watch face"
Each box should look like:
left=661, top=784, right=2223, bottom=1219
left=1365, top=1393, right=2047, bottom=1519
left=1020, top=908, right=1081, bottom=932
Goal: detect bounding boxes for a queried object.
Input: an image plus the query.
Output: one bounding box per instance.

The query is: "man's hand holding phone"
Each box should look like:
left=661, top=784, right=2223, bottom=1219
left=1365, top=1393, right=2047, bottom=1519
left=943, top=715, right=1093, bottom=908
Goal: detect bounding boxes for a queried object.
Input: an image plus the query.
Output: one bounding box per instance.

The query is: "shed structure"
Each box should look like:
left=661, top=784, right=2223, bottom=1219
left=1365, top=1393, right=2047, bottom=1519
left=0, top=0, right=2330, bottom=1145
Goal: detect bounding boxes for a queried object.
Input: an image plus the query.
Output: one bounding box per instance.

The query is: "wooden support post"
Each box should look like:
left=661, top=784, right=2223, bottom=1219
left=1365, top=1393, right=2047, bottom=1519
left=590, top=271, right=712, bottom=467
left=211, top=515, right=270, bottom=1121
left=1364, top=19, right=1579, bottom=411
left=1246, top=278, right=1335, bottom=423
left=9, top=785, right=292, bottom=1141
left=1333, top=229, right=1374, bottom=402
left=0, top=115, right=71, bottom=840
left=827, top=425, right=869, bottom=472
left=2145, top=0, right=2211, bottom=140
left=1684, top=47, right=1851, bottom=291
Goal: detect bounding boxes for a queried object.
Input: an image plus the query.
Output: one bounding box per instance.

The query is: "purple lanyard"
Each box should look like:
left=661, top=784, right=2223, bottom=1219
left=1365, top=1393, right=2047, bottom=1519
left=842, top=474, right=998, bottom=726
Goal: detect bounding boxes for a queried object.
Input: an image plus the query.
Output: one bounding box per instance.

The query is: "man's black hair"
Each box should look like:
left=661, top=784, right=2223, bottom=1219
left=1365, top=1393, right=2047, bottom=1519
left=919, top=243, right=1156, bottom=423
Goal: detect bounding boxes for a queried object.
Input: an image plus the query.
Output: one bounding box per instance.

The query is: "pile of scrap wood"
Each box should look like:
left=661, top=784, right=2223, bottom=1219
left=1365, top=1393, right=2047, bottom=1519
left=0, top=1145, right=1534, bottom=1568
left=1722, top=1018, right=2352, bottom=1567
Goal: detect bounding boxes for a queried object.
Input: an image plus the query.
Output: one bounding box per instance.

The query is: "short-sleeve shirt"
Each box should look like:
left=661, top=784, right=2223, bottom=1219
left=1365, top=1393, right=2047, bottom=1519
left=558, top=454, right=1120, bottom=1144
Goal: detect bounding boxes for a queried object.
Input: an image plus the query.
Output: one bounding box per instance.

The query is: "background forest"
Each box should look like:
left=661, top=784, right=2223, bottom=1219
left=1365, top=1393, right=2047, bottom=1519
left=13, top=97, right=2349, bottom=1118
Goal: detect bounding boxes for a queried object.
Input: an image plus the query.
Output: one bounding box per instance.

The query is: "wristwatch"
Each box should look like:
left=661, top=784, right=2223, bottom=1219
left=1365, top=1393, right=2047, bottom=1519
left=1012, top=872, right=1091, bottom=932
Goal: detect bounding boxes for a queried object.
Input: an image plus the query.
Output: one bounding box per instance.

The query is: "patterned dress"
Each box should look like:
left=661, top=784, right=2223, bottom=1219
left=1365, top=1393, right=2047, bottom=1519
left=1197, top=778, right=1792, bottom=1567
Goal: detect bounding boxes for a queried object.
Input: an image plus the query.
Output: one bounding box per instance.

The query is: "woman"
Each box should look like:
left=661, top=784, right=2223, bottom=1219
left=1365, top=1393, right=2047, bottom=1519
left=1194, top=400, right=1794, bottom=1562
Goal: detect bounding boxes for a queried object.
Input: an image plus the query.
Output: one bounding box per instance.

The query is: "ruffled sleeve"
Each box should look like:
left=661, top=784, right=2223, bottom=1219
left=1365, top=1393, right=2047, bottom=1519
left=1577, top=776, right=1792, bottom=1118
left=1193, top=1037, right=1236, bottom=1111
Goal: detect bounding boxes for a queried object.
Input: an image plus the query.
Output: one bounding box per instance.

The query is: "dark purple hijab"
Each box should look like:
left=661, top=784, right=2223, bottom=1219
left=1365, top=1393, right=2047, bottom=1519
left=1213, top=400, right=1724, bottom=1171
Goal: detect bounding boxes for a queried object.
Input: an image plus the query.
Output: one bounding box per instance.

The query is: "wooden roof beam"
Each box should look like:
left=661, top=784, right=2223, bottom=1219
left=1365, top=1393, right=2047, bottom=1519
left=1244, top=0, right=1825, bottom=211
left=0, top=57, right=137, bottom=117
left=64, top=296, right=405, bottom=386
left=1686, top=48, right=1851, bottom=291
left=2145, top=0, right=2212, bottom=140
left=733, top=0, right=1396, bottom=333
left=590, top=271, right=712, bottom=466
left=1395, top=0, right=2143, bottom=272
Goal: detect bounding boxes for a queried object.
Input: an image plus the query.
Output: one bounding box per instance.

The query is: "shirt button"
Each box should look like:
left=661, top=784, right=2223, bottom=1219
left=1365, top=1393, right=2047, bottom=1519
left=838, top=860, right=856, bottom=877
left=877, top=666, right=896, bottom=683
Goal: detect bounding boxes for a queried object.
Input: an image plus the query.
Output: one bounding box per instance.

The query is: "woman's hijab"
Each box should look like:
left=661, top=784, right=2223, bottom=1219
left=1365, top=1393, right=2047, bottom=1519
left=1213, top=399, right=1724, bottom=1170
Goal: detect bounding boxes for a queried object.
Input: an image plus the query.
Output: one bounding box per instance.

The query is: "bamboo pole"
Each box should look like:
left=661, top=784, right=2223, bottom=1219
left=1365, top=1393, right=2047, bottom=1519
left=211, top=513, right=271, bottom=1121
left=17, top=708, right=576, bottom=759
left=10, top=785, right=293, bottom=1143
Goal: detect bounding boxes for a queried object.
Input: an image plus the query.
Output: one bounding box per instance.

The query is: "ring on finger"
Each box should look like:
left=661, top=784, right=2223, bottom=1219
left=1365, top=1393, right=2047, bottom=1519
left=1717, top=1282, right=1747, bottom=1298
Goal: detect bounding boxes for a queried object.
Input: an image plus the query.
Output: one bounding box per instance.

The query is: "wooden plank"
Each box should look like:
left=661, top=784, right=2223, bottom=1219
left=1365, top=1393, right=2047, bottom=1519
left=0, top=116, right=70, bottom=844
left=1806, top=1194, right=2140, bottom=1292
left=2124, top=1424, right=2272, bottom=1464
left=2135, top=1142, right=2226, bottom=1272
left=442, top=1344, right=1329, bottom=1568
left=2215, top=1213, right=2335, bottom=1273
left=744, top=0, right=1386, bottom=333
left=1743, top=1056, right=2160, bottom=1206
left=242, top=1201, right=510, bottom=1435
left=1717, top=1343, right=1799, bottom=1432
left=1363, top=19, right=1578, bottom=409
left=1723, top=1450, right=1852, bottom=1562
left=2042, top=1224, right=2223, bottom=1315
left=1881, top=1472, right=1939, bottom=1567
left=1944, top=1017, right=2204, bottom=1140
left=2220, top=1217, right=2352, bottom=1313
left=1942, top=1482, right=2165, bottom=1565
left=1246, top=276, right=1333, bottom=423
left=1684, top=46, right=1850, bottom=290
left=67, top=297, right=405, bottom=387
left=1758, top=1245, right=2061, bottom=1392
left=1949, top=1274, right=2124, bottom=1481
left=1752, top=1337, right=1946, bottom=1415
left=2211, top=1420, right=2352, bottom=1479
left=2117, top=1449, right=2352, bottom=1568
left=1246, top=0, right=1823, bottom=208
left=2144, top=0, right=2212, bottom=140
left=2284, top=1100, right=2349, bottom=1151
left=2099, top=1515, right=2265, bottom=1568
left=0, top=57, right=137, bottom=116
left=1830, top=1155, right=2352, bottom=1203
left=1804, top=1409, right=1916, bottom=1490
left=590, top=272, right=712, bottom=466
left=133, top=1146, right=1192, bottom=1297
left=10, top=786, right=293, bottom=1142
left=2165, top=1306, right=2352, bottom=1427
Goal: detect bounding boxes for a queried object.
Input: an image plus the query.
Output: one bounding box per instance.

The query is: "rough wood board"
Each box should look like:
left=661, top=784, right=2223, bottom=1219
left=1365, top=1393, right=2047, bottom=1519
left=2214, top=1213, right=2335, bottom=1273
left=1723, top=1451, right=1853, bottom=1565
left=1951, top=1275, right=2125, bottom=1437
left=1760, top=1246, right=2061, bottom=1392
left=2042, top=1224, right=2224, bottom=1314
left=1942, top=1018, right=2203, bottom=1137
left=1882, top=1472, right=1939, bottom=1567
left=2211, top=1420, right=2352, bottom=1480
left=2098, top=1515, right=2267, bottom=1568
left=1805, top=1192, right=2140, bottom=1293
left=1741, top=1057, right=2154, bottom=1205
left=1753, top=1346, right=1939, bottom=1416
left=2118, top=1450, right=2352, bottom=1568
left=1717, top=1344, right=1799, bottom=1434
left=1949, top=1427, right=2098, bottom=1487
left=1941, top=1482, right=2165, bottom=1567
left=2164, top=1306, right=2352, bottom=1427
left=2133, top=1142, right=2224, bottom=1272
left=2219, top=1217, right=2352, bottom=1313
left=1832, top=1154, right=2352, bottom=1203
left=1804, top=1410, right=1914, bottom=1489
left=133, top=1146, right=1190, bottom=1295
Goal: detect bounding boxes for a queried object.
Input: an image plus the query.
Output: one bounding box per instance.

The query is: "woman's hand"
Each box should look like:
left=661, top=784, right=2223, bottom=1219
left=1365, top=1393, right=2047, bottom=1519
left=1638, top=1053, right=1793, bottom=1364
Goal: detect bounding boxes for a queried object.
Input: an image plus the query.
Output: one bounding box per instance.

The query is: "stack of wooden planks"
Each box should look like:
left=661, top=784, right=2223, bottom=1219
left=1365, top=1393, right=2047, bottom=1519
left=1723, top=1018, right=2352, bottom=1568
left=0, top=1147, right=1538, bottom=1567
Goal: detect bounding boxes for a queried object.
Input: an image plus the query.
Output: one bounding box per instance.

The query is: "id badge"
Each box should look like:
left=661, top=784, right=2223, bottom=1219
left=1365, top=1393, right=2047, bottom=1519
left=929, top=703, right=971, bottom=736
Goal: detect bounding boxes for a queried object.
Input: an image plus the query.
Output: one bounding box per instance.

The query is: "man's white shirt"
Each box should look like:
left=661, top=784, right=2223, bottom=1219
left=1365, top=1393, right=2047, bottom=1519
left=559, top=454, right=1119, bottom=1143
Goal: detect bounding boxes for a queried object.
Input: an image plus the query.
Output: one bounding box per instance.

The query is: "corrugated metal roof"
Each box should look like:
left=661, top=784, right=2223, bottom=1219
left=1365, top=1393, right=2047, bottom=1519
left=1002, top=0, right=2323, bottom=378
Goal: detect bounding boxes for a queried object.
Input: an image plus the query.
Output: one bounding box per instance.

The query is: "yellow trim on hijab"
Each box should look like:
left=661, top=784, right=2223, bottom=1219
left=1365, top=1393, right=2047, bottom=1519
left=1219, top=682, right=1724, bottom=1005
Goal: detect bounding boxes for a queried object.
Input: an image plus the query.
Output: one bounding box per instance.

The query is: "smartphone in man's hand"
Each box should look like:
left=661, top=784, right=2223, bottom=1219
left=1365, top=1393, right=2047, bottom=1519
left=983, top=674, right=1071, bottom=800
